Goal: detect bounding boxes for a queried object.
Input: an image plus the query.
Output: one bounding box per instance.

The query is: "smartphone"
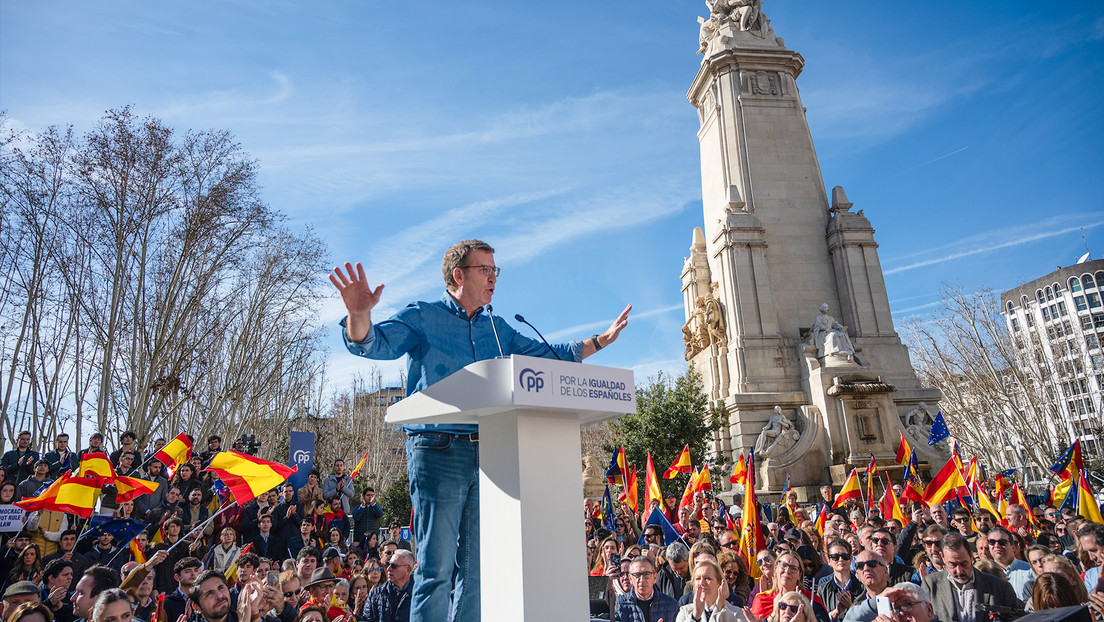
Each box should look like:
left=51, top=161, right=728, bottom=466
left=267, top=570, right=280, bottom=587
left=609, top=553, right=621, bottom=568
left=876, top=596, right=892, bottom=617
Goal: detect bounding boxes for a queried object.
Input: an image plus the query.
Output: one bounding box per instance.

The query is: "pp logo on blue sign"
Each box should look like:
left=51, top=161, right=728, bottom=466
left=519, top=368, right=544, bottom=392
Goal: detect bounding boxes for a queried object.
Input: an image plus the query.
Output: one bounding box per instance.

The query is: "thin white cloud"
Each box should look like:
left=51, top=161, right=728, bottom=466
left=153, top=71, right=293, bottom=119
left=544, top=304, right=684, bottom=342
left=884, top=217, right=1104, bottom=275
left=891, top=301, right=942, bottom=315
left=898, top=146, right=969, bottom=175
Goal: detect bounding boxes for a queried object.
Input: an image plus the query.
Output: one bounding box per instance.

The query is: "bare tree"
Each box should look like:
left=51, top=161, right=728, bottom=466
left=903, top=285, right=1097, bottom=485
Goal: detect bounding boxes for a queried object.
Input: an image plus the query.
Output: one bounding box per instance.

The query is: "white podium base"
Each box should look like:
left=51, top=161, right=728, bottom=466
left=479, top=409, right=589, bottom=622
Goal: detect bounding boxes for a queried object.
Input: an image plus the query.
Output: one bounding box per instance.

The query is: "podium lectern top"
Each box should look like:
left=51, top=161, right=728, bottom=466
left=385, top=354, right=636, bottom=426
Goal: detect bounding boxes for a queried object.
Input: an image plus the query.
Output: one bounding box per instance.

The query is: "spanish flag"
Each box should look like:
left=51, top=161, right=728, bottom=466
left=729, top=452, right=747, bottom=485
left=204, top=451, right=296, bottom=504
left=624, top=466, right=639, bottom=513
left=349, top=450, right=370, bottom=479
left=1076, top=470, right=1103, bottom=523
left=644, top=453, right=663, bottom=513
left=694, top=463, right=713, bottom=493
left=976, top=486, right=1002, bottom=521
left=833, top=469, right=862, bottom=508
left=663, top=445, right=693, bottom=479
left=78, top=452, right=116, bottom=480
left=923, top=457, right=967, bottom=506
left=814, top=505, right=827, bottom=536
left=678, top=468, right=698, bottom=509
left=129, top=540, right=146, bottom=564
left=739, top=451, right=765, bottom=579
left=879, top=480, right=907, bottom=524
left=153, top=434, right=193, bottom=475
left=115, top=476, right=160, bottom=503
left=895, top=433, right=912, bottom=467
left=606, top=446, right=628, bottom=487
left=15, top=472, right=103, bottom=518
left=1009, top=483, right=1036, bottom=526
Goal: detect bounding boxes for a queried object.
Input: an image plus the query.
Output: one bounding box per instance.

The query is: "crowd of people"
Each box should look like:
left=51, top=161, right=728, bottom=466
left=0, top=430, right=415, bottom=622
left=586, top=485, right=1104, bottom=622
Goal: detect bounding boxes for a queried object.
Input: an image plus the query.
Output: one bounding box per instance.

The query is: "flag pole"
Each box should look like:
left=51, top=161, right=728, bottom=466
left=166, top=501, right=238, bottom=553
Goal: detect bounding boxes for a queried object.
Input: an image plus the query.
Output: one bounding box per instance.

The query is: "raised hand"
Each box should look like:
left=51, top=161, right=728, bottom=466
left=329, top=262, right=384, bottom=342
left=602, top=304, right=632, bottom=346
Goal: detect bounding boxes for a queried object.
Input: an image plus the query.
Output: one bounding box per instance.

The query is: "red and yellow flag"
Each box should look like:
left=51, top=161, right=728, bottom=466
left=623, top=466, right=639, bottom=513
left=1077, top=470, right=1103, bottom=523
left=153, top=434, right=194, bottom=474
left=694, top=463, right=713, bottom=493
left=78, top=452, right=116, bottom=480
left=644, top=453, right=663, bottom=513
left=663, top=445, right=692, bottom=479
left=879, top=480, right=907, bottom=523
left=678, top=468, right=698, bottom=509
left=1009, top=483, right=1036, bottom=526
left=729, top=452, right=746, bottom=485
left=739, top=452, right=765, bottom=579
left=349, top=450, right=370, bottom=479
left=15, top=472, right=103, bottom=518
left=130, top=540, right=146, bottom=564
left=895, top=433, right=912, bottom=466
left=833, top=469, right=862, bottom=508
left=976, top=486, right=1002, bottom=521
left=814, top=505, right=827, bottom=536
left=923, top=457, right=967, bottom=506
left=204, top=451, right=297, bottom=504
left=115, top=476, right=160, bottom=503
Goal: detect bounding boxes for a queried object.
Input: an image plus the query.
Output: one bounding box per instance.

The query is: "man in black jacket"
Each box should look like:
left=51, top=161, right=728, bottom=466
left=920, top=533, right=1021, bottom=622
left=1, top=431, right=39, bottom=484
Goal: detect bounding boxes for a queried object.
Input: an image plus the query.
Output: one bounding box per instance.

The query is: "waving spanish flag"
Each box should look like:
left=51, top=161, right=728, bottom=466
left=349, top=450, right=370, bottom=479
left=833, top=469, right=862, bottom=508
left=678, top=468, right=698, bottom=509
left=879, top=480, right=907, bottom=524
left=729, top=452, right=747, bottom=485
left=624, top=466, right=639, bottom=513
left=663, top=445, right=693, bottom=479
left=129, top=540, right=146, bottom=564
left=115, top=476, right=160, bottom=503
left=739, top=451, right=765, bottom=579
left=644, top=453, right=663, bottom=513
left=204, top=451, right=296, bottom=504
left=16, top=472, right=103, bottom=518
left=694, top=463, right=712, bottom=493
left=606, top=446, right=628, bottom=487
left=78, top=452, right=116, bottom=480
left=923, top=457, right=967, bottom=506
left=153, top=434, right=193, bottom=476
left=1076, top=470, right=1103, bottom=523
left=895, top=433, right=912, bottom=467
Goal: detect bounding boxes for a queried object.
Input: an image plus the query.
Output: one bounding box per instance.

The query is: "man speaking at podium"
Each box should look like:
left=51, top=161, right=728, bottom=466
left=329, top=239, right=631, bottom=622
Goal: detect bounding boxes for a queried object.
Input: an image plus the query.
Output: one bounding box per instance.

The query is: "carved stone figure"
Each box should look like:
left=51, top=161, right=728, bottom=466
left=704, top=283, right=726, bottom=346
left=753, top=406, right=799, bottom=457
left=682, top=323, right=696, bottom=360
left=698, top=0, right=769, bottom=53
left=582, top=454, right=606, bottom=498
left=810, top=303, right=855, bottom=361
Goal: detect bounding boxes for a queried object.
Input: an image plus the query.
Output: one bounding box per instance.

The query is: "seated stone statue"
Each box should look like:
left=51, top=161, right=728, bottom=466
left=753, top=406, right=799, bottom=458
left=810, top=303, right=855, bottom=361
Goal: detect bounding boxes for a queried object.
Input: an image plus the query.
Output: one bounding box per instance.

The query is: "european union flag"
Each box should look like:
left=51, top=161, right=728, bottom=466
left=928, top=411, right=950, bottom=446
left=1048, top=440, right=1081, bottom=475
left=79, top=517, right=148, bottom=544
left=638, top=506, right=684, bottom=547
left=600, top=485, right=617, bottom=532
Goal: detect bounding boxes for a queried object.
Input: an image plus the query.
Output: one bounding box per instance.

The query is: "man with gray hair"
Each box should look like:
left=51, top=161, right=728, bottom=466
left=364, top=549, right=415, bottom=622
left=655, top=541, right=690, bottom=598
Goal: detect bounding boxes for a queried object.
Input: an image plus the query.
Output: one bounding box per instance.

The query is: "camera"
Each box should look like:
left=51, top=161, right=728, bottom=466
left=977, top=603, right=1024, bottom=621
left=236, top=433, right=262, bottom=456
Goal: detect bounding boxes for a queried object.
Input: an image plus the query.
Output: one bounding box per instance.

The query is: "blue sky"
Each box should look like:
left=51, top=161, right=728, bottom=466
left=3, top=1, right=1103, bottom=390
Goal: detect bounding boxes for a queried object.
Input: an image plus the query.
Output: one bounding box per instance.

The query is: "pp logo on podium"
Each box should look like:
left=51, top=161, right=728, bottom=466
left=519, top=368, right=545, bottom=393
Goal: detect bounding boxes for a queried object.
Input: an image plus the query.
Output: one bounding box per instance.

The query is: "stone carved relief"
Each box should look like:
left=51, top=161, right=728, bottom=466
left=697, top=0, right=769, bottom=53
left=683, top=283, right=727, bottom=360
left=753, top=406, right=801, bottom=458
left=582, top=454, right=606, bottom=498
left=809, top=303, right=855, bottom=362
left=751, top=71, right=778, bottom=96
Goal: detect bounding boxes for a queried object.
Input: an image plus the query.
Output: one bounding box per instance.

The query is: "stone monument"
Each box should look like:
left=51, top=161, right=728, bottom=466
left=681, top=1, right=945, bottom=494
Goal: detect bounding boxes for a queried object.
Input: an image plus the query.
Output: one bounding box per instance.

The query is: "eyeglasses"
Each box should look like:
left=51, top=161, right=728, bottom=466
left=629, top=571, right=655, bottom=579
left=869, top=537, right=893, bottom=546
left=777, top=562, right=801, bottom=573
left=987, top=538, right=1010, bottom=546
left=386, top=562, right=411, bottom=570
left=827, top=553, right=851, bottom=561
left=855, top=560, right=884, bottom=570
left=283, top=591, right=298, bottom=598
left=369, top=567, right=383, bottom=572
left=756, top=557, right=773, bottom=566
left=720, top=540, right=737, bottom=548
left=893, top=601, right=922, bottom=614
left=778, top=603, right=801, bottom=613
left=461, top=265, right=500, bottom=277
left=644, top=533, right=661, bottom=540
left=922, top=539, right=942, bottom=547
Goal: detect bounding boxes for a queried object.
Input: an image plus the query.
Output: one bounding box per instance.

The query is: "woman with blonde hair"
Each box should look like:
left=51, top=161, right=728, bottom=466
left=768, top=591, right=816, bottom=622
left=589, top=536, right=620, bottom=576
left=676, top=558, right=745, bottom=622
left=1039, top=554, right=1089, bottom=603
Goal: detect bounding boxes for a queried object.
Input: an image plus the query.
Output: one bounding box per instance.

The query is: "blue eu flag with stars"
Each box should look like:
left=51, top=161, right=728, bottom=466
left=928, top=411, right=950, bottom=446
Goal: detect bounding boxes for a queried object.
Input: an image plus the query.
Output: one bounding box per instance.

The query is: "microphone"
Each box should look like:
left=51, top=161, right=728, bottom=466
left=514, top=314, right=562, bottom=360
left=485, top=305, right=506, bottom=358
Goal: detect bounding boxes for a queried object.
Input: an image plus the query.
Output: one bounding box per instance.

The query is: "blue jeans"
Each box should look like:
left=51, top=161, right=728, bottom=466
left=406, top=432, right=480, bottom=622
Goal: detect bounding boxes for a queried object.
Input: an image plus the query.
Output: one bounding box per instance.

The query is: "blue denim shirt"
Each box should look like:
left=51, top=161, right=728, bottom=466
left=341, top=291, right=583, bottom=435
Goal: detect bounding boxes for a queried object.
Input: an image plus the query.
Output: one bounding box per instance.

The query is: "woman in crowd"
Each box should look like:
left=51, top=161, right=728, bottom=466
left=750, top=551, right=827, bottom=621
left=363, top=559, right=384, bottom=592
left=750, top=549, right=775, bottom=600
left=363, top=532, right=379, bottom=561
left=169, top=463, right=200, bottom=500
left=676, top=557, right=742, bottom=622
left=90, top=588, right=131, bottom=622
left=1040, top=554, right=1089, bottom=603
left=295, top=605, right=329, bottom=622
left=349, top=573, right=370, bottom=622
left=114, top=500, right=136, bottom=520
left=210, top=527, right=241, bottom=573
left=1032, top=572, right=1082, bottom=610
left=327, top=527, right=349, bottom=555
left=7, top=544, right=43, bottom=587
left=769, top=591, right=816, bottom=622
left=6, top=602, right=53, bottom=622
left=589, top=536, right=619, bottom=576
left=718, top=549, right=751, bottom=606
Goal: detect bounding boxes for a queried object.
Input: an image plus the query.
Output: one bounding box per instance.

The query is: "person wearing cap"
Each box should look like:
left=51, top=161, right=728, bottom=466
left=363, top=549, right=414, bottom=622
left=322, top=548, right=344, bottom=579
left=2, top=581, right=40, bottom=621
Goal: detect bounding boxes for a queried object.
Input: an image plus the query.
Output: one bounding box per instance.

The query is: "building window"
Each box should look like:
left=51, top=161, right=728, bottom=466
left=1089, top=335, right=1100, bottom=350
left=1011, top=318, right=1020, bottom=331
left=1037, top=290, right=1046, bottom=305
left=1058, top=301, right=1068, bottom=316
left=1070, top=277, right=1083, bottom=292
left=1096, top=271, right=1104, bottom=286
left=1076, top=296, right=1088, bottom=311
left=1085, top=274, right=1097, bottom=289
left=1043, top=307, right=1051, bottom=321
left=1046, top=286, right=1054, bottom=301
left=1088, top=293, right=1102, bottom=309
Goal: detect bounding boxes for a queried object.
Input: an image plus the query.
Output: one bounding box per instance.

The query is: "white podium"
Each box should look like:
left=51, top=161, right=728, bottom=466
left=387, top=354, right=635, bottom=622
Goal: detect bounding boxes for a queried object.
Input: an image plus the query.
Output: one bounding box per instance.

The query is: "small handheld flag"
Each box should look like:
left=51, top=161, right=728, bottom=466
left=729, top=452, right=747, bottom=485
left=663, top=445, right=693, bottom=479
left=349, top=450, right=370, bottom=479
left=928, top=412, right=950, bottom=446
left=833, top=469, right=862, bottom=508
left=644, top=453, right=663, bottom=513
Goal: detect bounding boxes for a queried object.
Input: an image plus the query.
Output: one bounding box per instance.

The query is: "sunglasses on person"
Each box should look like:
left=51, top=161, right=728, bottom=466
left=855, top=560, right=884, bottom=570
left=778, top=603, right=801, bottom=613
left=987, top=538, right=1010, bottom=547
left=827, top=553, right=851, bottom=561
